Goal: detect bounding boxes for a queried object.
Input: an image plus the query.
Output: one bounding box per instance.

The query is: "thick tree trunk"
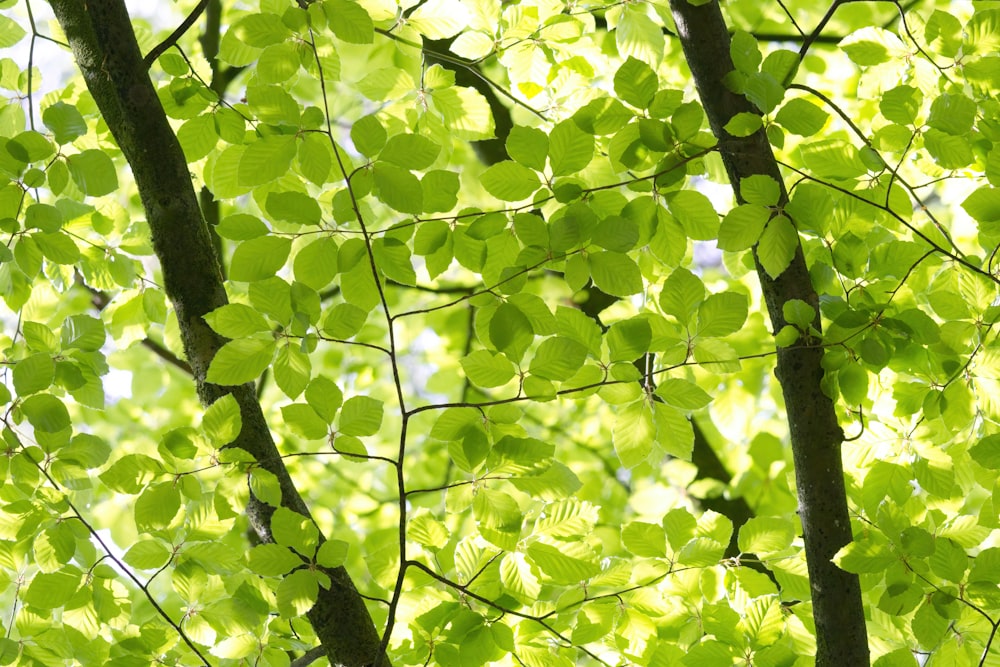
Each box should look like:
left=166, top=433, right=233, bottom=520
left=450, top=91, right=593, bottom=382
left=49, top=2, right=388, bottom=665
left=668, top=1, right=869, bottom=664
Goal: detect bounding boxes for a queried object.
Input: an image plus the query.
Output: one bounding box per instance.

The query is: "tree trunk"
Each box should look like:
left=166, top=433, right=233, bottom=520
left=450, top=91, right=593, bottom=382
left=48, top=2, right=388, bottom=665
left=667, top=1, right=869, bottom=664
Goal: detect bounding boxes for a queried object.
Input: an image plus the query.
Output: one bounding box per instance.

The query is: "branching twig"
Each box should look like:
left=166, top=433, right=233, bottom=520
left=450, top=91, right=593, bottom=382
left=143, top=0, right=210, bottom=68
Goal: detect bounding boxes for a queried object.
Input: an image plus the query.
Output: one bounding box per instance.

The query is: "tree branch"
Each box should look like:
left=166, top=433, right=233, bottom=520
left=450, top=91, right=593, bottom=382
left=49, top=2, right=389, bottom=665
left=143, top=0, right=210, bottom=69
left=668, top=1, right=868, bottom=664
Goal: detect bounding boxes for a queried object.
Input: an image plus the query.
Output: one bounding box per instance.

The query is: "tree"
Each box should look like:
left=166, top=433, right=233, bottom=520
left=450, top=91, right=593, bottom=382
left=0, top=0, right=998, bottom=665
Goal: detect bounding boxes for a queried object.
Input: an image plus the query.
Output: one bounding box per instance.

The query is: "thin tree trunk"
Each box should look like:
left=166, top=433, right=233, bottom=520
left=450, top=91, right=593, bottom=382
left=48, top=2, right=388, bottom=665
left=667, top=1, right=869, bottom=663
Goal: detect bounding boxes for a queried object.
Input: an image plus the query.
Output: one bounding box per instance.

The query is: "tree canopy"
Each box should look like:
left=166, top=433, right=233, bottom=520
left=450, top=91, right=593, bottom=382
left=0, top=0, right=999, bottom=665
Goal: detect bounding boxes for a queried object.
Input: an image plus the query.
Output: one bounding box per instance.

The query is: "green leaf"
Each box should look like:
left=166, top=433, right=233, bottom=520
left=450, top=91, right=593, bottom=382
left=322, top=302, right=368, bottom=339
left=24, top=569, right=81, bottom=609
left=33, top=523, right=75, bottom=572
left=248, top=543, right=303, bottom=576
left=879, top=85, right=922, bottom=125
left=970, top=434, right=1000, bottom=469
left=373, top=237, right=417, bottom=285
left=593, top=217, right=639, bottom=252
left=323, top=0, right=374, bottom=44
left=529, top=337, right=588, bottom=381
left=232, top=12, right=290, bottom=47
left=962, top=186, right=1000, bottom=223
left=474, top=489, right=522, bottom=550
left=294, top=237, right=339, bottom=290
left=607, top=318, right=651, bottom=362
left=448, top=427, right=490, bottom=473
left=206, top=337, right=276, bottom=385
left=135, top=482, right=182, bottom=530
left=622, top=521, right=667, bottom=557
left=205, top=303, right=271, bottom=338
left=257, top=42, right=301, bottom=84
left=66, top=150, right=118, bottom=196
left=277, top=569, right=320, bottom=617
left=527, top=540, right=600, bottom=583
left=274, top=344, right=311, bottom=399
left=799, top=140, right=868, bottom=180
left=737, top=517, right=795, bottom=556
left=838, top=363, right=868, bottom=405
left=744, top=72, right=785, bottom=114
left=841, top=27, right=905, bottom=66
left=33, top=232, right=80, bottom=264
left=0, top=15, right=27, bottom=48
left=774, top=98, right=829, bottom=136
left=316, top=539, right=350, bottom=568
left=351, top=114, right=387, bottom=157
left=723, top=112, right=762, bottom=138
left=380, top=133, right=441, bottom=170
left=42, top=102, right=86, bottom=144
left=25, top=204, right=62, bottom=233
left=923, top=129, right=972, bottom=169
left=303, top=376, right=343, bottom=425
left=613, top=400, right=654, bottom=468
left=757, top=215, right=797, bottom=279
left=230, top=236, right=292, bottom=282
left=654, top=378, right=712, bottom=410
left=480, top=161, right=540, bottom=201
left=489, top=303, right=534, bottom=360
left=548, top=119, right=594, bottom=177
left=668, top=190, right=719, bottom=240
left=500, top=552, right=541, bottom=602
left=202, top=394, right=242, bottom=447
left=178, top=114, right=218, bottom=161
left=616, top=6, right=663, bottom=65
left=833, top=538, right=896, bottom=573
left=927, top=93, right=975, bottom=135
left=239, top=135, right=297, bottom=184
left=421, top=170, right=460, bottom=213
left=282, top=403, right=329, bottom=440
left=614, top=57, right=658, bottom=109
left=123, top=539, right=172, bottom=570
left=782, top=299, right=815, bottom=328
left=373, top=162, right=423, bottom=214
left=20, top=393, right=70, bottom=433
left=216, top=214, right=269, bottom=240
left=427, top=85, right=496, bottom=141
left=13, top=353, right=55, bottom=396
left=298, top=133, right=333, bottom=185
left=588, top=251, right=642, bottom=297
left=931, top=538, right=968, bottom=582
left=697, top=292, right=748, bottom=338
left=730, top=31, right=762, bottom=74
left=506, top=126, right=548, bottom=171
left=272, top=506, right=320, bottom=556
left=339, top=395, right=383, bottom=436
left=407, top=0, right=469, bottom=39
left=660, top=268, right=705, bottom=323
left=718, top=204, right=769, bottom=251
left=461, top=350, right=516, bottom=387
left=265, top=191, right=322, bottom=225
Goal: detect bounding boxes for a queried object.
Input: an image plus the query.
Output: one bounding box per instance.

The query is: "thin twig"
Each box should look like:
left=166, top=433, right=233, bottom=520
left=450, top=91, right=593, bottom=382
left=144, top=0, right=211, bottom=68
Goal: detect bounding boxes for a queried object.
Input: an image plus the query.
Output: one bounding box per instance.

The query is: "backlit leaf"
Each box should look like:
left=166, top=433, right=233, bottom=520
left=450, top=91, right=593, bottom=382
left=757, top=215, right=797, bottom=279
left=206, top=337, right=276, bottom=385
left=480, top=161, right=540, bottom=201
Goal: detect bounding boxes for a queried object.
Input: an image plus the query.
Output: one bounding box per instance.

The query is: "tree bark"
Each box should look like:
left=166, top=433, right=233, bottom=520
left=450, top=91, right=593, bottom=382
left=49, top=2, right=388, bottom=665
left=667, top=1, right=869, bottom=664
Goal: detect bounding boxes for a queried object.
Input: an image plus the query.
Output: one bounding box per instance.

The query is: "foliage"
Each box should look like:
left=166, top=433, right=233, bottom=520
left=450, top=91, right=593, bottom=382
left=0, top=0, right=998, bottom=665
